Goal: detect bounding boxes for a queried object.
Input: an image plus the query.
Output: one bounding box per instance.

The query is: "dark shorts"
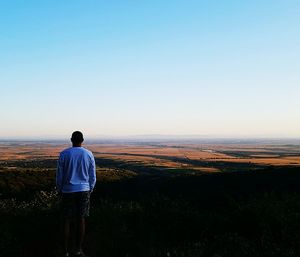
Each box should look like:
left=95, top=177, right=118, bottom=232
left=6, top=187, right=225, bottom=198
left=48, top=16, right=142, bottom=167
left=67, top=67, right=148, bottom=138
left=60, top=191, right=91, bottom=219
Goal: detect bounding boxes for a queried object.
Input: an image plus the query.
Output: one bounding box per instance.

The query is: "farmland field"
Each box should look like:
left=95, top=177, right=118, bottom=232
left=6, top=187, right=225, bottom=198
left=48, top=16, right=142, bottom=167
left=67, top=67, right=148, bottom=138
left=1, top=140, right=300, bottom=175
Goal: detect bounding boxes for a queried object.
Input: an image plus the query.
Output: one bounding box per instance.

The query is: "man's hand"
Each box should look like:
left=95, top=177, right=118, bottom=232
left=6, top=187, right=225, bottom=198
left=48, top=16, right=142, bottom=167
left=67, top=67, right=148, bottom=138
left=57, top=190, right=63, bottom=199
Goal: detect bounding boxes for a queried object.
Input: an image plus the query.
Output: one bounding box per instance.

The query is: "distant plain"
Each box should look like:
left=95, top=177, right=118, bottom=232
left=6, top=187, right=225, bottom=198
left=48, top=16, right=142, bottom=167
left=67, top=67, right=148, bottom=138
left=0, top=140, right=300, bottom=174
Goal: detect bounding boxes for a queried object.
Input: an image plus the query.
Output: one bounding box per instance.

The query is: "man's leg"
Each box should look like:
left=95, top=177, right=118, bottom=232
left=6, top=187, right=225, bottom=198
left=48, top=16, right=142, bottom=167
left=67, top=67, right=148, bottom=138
left=74, top=191, right=90, bottom=255
left=63, top=218, right=71, bottom=255
left=75, top=217, right=85, bottom=253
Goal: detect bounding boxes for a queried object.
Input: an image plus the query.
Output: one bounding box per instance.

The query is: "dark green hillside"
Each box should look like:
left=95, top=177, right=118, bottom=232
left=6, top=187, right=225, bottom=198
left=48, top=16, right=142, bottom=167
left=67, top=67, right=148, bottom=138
left=1, top=164, right=300, bottom=257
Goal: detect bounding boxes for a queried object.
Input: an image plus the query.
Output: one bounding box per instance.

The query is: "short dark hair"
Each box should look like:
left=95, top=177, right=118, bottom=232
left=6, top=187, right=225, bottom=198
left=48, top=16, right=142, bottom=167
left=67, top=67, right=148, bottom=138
left=71, top=131, right=84, bottom=144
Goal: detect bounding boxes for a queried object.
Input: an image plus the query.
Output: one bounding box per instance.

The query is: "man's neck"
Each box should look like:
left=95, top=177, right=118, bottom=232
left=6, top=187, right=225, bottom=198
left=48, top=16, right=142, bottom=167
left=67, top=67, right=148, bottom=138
left=72, top=144, right=82, bottom=147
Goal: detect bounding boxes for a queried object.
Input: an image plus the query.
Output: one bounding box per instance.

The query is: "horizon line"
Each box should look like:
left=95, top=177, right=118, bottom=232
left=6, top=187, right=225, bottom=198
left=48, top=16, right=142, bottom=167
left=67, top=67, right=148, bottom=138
left=0, top=134, right=300, bottom=142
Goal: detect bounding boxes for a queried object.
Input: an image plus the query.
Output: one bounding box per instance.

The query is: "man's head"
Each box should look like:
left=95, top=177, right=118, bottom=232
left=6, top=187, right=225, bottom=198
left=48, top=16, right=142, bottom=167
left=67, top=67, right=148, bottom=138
left=71, top=131, right=84, bottom=146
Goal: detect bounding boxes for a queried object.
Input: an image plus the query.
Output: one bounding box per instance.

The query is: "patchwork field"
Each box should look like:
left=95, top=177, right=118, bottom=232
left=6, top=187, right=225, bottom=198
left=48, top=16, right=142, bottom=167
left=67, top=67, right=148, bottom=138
left=0, top=140, right=300, bottom=174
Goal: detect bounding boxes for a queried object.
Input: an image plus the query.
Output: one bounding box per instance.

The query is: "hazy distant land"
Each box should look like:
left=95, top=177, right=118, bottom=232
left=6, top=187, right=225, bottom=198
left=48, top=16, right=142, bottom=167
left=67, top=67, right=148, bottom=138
left=0, top=138, right=299, bottom=175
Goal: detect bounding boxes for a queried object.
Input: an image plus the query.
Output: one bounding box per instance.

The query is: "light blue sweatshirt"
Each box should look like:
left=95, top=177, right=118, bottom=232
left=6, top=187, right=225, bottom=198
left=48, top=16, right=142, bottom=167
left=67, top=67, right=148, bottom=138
left=56, top=146, right=96, bottom=193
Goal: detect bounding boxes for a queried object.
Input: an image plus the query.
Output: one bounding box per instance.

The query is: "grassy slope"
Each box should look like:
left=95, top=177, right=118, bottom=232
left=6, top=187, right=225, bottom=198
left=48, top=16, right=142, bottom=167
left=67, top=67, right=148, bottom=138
left=1, top=166, right=300, bottom=256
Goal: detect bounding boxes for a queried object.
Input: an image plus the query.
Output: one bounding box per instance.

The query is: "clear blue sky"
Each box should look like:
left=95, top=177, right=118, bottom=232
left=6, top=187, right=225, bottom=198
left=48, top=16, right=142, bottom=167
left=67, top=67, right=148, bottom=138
left=0, top=0, right=299, bottom=138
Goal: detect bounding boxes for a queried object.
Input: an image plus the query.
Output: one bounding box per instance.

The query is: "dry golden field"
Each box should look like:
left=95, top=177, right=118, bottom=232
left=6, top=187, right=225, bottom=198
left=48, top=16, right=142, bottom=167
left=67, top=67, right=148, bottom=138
left=0, top=141, right=299, bottom=173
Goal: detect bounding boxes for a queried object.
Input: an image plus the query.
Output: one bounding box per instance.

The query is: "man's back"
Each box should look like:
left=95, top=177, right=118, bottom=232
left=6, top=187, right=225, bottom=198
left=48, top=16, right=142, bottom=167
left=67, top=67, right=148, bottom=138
left=56, top=146, right=96, bottom=193
left=57, top=131, right=96, bottom=257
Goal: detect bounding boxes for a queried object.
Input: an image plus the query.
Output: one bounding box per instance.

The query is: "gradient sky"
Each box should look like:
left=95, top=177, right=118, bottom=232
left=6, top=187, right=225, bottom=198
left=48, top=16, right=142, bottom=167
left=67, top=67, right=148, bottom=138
left=0, top=0, right=299, bottom=138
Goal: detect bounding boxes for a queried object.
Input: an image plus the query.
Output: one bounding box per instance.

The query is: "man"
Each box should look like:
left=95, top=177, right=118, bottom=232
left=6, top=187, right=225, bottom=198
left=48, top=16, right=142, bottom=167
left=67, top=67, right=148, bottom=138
left=56, top=131, right=96, bottom=257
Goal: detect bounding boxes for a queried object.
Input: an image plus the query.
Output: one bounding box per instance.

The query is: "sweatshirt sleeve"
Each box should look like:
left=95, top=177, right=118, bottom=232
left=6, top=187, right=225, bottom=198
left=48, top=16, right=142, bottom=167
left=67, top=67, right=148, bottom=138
left=56, top=154, right=63, bottom=193
left=89, top=155, right=96, bottom=192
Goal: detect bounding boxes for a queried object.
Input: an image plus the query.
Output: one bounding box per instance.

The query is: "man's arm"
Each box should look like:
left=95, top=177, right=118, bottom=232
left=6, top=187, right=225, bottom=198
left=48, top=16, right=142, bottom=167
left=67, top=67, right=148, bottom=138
left=88, top=155, right=96, bottom=193
left=56, top=155, right=63, bottom=193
